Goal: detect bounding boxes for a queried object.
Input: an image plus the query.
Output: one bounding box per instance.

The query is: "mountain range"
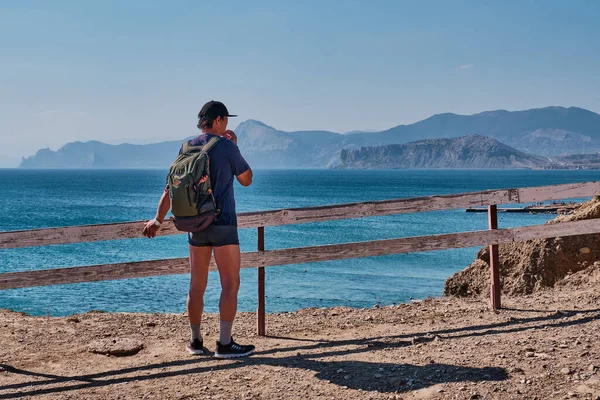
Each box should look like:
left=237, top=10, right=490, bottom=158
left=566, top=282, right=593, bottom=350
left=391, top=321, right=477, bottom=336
left=19, top=106, right=600, bottom=169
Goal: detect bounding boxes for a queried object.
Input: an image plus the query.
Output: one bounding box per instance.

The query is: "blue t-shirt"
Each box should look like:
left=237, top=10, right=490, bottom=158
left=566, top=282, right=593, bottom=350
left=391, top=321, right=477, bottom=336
left=180, top=134, right=250, bottom=226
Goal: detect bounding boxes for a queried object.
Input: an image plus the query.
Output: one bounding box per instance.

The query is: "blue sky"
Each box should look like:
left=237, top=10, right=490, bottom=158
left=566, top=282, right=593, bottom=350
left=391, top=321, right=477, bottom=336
left=1, top=0, right=599, bottom=167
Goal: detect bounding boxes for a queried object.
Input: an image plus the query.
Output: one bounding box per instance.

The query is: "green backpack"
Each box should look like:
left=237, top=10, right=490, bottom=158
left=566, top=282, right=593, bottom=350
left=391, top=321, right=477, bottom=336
left=167, top=137, right=222, bottom=232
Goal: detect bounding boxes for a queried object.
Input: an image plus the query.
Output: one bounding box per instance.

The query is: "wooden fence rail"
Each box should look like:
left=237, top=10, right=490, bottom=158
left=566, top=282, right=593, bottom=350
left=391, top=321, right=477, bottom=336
left=1, top=181, right=599, bottom=250
left=1, top=181, right=599, bottom=335
left=1, top=218, right=599, bottom=291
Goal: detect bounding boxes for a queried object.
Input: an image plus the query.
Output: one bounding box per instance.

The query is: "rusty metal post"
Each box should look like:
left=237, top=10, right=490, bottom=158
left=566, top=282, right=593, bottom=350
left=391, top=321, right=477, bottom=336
left=488, top=205, right=501, bottom=310
left=257, top=227, right=266, bottom=336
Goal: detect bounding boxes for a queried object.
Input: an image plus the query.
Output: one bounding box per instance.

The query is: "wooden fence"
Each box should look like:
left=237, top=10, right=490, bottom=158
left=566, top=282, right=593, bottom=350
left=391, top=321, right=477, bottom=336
left=1, top=181, right=599, bottom=335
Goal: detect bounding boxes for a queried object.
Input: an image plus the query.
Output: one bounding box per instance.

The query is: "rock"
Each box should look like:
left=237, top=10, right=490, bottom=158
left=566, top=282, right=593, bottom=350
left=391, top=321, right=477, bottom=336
left=561, top=367, right=572, bottom=375
left=388, top=377, right=404, bottom=386
left=374, top=374, right=383, bottom=378
left=589, top=365, right=596, bottom=372
left=336, top=368, right=344, bottom=373
left=343, top=375, right=351, bottom=380
left=526, top=352, right=535, bottom=357
left=146, top=322, right=156, bottom=327
left=445, top=197, right=600, bottom=297
left=87, top=338, right=144, bottom=357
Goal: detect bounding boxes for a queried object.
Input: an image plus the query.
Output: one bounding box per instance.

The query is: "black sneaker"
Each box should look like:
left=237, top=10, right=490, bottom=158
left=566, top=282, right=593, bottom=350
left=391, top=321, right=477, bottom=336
left=186, top=338, right=204, bottom=355
left=214, top=337, right=255, bottom=359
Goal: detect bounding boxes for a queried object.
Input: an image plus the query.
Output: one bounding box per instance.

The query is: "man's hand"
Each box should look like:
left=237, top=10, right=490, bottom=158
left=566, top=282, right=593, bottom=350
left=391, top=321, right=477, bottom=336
left=142, top=219, right=161, bottom=238
left=224, top=130, right=237, bottom=145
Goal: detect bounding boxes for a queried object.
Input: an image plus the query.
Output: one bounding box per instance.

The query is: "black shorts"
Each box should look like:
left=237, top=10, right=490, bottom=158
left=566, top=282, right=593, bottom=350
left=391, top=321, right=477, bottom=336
left=188, top=225, right=239, bottom=247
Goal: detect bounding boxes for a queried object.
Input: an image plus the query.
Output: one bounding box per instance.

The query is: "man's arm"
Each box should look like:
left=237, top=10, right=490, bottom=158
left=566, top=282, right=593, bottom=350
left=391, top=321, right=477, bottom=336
left=142, top=187, right=171, bottom=238
left=225, top=130, right=253, bottom=187
left=236, top=168, right=253, bottom=186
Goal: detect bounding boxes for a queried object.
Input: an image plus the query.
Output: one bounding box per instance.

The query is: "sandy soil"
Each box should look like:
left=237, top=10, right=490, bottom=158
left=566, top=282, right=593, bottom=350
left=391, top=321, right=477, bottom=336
left=2, top=266, right=600, bottom=400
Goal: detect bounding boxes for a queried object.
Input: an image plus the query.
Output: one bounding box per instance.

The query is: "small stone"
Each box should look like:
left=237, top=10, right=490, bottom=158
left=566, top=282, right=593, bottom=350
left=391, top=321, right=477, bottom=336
left=580, top=352, right=590, bottom=357
left=589, top=365, right=596, bottom=372
left=388, top=377, right=403, bottom=386
left=567, top=392, right=577, bottom=398
left=373, top=304, right=380, bottom=309
left=87, top=338, right=144, bottom=357
left=146, top=322, right=156, bottom=327
left=437, top=389, right=445, bottom=393
left=336, top=368, right=344, bottom=373
left=561, top=367, right=572, bottom=375
left=343, top=375, right=351, bottom=380
left=525, top=352, right=535, bottom=358
left=374, top=373, right=383, bottom=378
left=459, top=386, right=467, bottom=391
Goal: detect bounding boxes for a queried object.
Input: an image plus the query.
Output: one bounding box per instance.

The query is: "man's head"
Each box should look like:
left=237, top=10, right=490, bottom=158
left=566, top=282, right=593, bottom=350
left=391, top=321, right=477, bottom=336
left=197, top=101, right=237, bottom=134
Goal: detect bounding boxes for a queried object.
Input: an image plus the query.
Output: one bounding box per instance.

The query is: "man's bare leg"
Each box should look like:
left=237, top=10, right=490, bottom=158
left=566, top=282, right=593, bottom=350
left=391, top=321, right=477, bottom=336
left=187, top=244, right=212, bottom=352
left=214, top=244, right=241, bottom=345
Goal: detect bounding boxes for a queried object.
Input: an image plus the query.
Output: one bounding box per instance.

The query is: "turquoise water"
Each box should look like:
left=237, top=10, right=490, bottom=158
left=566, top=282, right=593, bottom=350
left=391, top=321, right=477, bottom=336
left=0, top=169, right=598, bottom=316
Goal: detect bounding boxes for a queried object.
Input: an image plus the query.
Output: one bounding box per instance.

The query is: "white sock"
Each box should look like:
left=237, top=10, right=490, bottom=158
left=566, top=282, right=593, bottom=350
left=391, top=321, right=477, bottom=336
left=219, top=320, right=233, bottom=345
left=190, top=324, right=202, bottom=341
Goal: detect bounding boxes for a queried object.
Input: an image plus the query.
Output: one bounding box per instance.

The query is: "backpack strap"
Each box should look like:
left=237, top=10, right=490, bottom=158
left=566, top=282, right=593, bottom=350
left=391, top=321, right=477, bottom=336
left=181, top=136, right=223, bottom=155
left=201, top=136, right=223, bottom=154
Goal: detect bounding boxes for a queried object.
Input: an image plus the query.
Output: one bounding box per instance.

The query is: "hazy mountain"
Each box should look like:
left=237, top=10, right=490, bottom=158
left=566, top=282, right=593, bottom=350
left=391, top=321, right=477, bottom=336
left=337, top=135, right=549, bottom=169
left=364, top=107, right=600, bottom=155
left=234, top=120, right=346, bottom=168
left=20, top=139, right=189, bottom=168
left=20, top=106, right=600, bottom=168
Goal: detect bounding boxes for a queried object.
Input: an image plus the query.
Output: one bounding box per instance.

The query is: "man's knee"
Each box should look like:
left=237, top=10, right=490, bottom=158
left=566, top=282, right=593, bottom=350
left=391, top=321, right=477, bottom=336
left=189, top=282, right=207, bottom=298
left=221, top=276, right=240, bottom=294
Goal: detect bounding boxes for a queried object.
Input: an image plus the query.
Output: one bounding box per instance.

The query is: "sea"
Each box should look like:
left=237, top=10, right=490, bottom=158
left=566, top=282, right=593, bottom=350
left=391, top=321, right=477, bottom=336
left=1, top=169, right=598, bottom=316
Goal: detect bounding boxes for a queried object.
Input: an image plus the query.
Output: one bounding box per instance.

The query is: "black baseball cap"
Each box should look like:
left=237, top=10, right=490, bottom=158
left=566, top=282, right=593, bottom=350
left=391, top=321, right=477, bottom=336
left=198, top=101, right=237, bottom=120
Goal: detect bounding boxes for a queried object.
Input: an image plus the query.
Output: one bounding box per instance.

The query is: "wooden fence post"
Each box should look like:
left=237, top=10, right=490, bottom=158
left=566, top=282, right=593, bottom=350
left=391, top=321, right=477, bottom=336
left=257, top=226, right=266, bottom=336
left=488, top=205, right=501, bottom=310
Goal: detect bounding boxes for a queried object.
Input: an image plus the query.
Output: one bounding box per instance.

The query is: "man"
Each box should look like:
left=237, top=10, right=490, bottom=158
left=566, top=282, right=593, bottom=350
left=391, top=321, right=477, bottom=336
left=143, top=100, right=254, bottom=358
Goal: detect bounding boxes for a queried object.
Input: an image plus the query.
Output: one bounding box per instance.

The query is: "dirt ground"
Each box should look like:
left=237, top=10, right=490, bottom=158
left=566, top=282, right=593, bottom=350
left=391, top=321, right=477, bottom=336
left=2, top=267, right=600, bottom=400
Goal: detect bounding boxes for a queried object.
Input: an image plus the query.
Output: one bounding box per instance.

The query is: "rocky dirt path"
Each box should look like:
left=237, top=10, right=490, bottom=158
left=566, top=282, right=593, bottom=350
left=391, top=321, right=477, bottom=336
left=2, top=273, right=600, bottom=400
